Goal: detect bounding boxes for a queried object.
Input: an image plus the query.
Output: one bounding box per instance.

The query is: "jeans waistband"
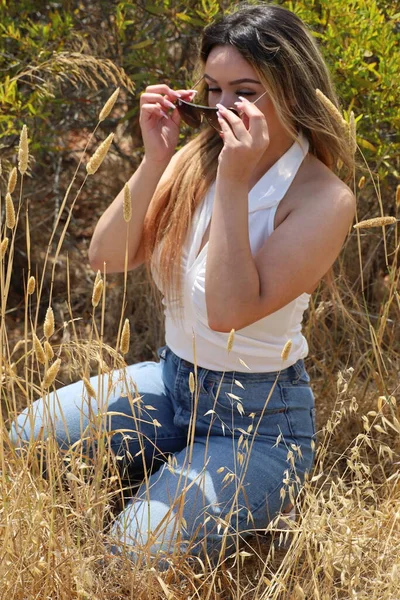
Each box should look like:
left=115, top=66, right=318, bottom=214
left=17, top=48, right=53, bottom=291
left=159, top=345, right=308, bottom=384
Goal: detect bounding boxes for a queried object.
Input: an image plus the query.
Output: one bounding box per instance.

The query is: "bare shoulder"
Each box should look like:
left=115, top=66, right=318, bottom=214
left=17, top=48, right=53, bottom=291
left=276, top=153, right=356, bottom=228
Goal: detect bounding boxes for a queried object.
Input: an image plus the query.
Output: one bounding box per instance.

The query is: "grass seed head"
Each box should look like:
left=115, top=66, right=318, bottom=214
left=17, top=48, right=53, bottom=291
left=33, top=333, right=46, bottom=365
left=349, top=111, right=357, bottom=155
left=281, top=339, right=293, bottom=361
left=27, top=275, right=36, bottom=295
left=0, top=238, right=9, bottom=259
left=86, top=133, right=114, bottom=175
left=7, top=167, right=17, bottom=194
left=94, top=269, right=102, bottom=286
left=44, top=306, right=55, bottom=339
left=5, top=193, right=16, bottom=229
left=354, top=216, right=397, bottom=229
left=99, top=87, right=120, bottom=122
left=43, top=358, right=61, bottom=388
left=83, top=376, right=97, bottom=399
left=315, top=89, right=347, bottom=132
left=120, top=318, right=130, bottom=354
left=92, top=279, right=103, bottom=307
left=18, top=124, right=29, bottom=174
left=358, top=176, right=366, bottom=190
left=44, top=340, right=54, bottom=361
left=227, top=328, right=235, bottom=353
left=396, top=185, right=400, bottom=207
left=123, top=183, right=132, bottom=222
left=189, top=371, right=195, bottom=394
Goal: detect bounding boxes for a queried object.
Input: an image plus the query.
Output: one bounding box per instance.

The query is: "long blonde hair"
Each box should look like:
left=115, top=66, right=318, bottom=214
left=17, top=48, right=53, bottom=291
left=143, top=3, right=354, bottom=307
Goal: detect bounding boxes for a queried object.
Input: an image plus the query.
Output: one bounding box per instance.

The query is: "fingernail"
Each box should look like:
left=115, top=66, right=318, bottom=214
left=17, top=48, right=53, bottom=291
left=161, top=111, right=169, bottom=119
left=216, top=103, right=225, bottom=110
left=188, top=90, right=198, bottom=94
left=233, top=101, right=242, bottom=106
left=238, top=96, right=248, bottom=102
left=164, top=100, right=176, bottom=109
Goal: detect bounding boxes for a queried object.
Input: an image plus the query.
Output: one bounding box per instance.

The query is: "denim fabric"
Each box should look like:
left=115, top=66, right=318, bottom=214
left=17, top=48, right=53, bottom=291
left=10, top=345, right=316, bottom=564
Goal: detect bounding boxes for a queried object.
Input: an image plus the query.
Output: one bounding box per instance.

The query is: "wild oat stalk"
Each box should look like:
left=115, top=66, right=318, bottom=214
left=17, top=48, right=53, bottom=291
left=18, top=125, right=29, bottom=175
left=5, top=193, right=16, bottom=229
left=86, top=133, right=114, bottom=175
left=120, top=318, right=130, bottom=355
left=7, top=167, right=17, bottom=194
left=44, top=306, right=55, bottom=339
left=0, top=238, right=9, bottom=259
left=92, top=278, right=103, bottom=308
left=227, top=328, right=235, bottom=353
left=123, top=183, right=132, bottom=223
left=27, top=276, right=35, bottom=295
left=281, top=339, right=293, bottom=361
left=353, top=217, right=397, bottom=229
left=43, top=358, right=61, bottom=387
left=315, top=89, right=347, bottom=132
left=99, top=87, right=120, bottom=122
left=32, top=333, right=46, bottom=365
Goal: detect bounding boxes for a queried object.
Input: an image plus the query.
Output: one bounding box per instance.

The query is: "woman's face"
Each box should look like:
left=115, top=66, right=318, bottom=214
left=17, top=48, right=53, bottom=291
left=204, top=44, right=285, bottom=142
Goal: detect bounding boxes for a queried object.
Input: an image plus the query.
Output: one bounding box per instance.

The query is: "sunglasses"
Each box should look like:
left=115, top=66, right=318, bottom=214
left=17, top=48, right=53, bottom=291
left=176, top=90, right=268, bottom=132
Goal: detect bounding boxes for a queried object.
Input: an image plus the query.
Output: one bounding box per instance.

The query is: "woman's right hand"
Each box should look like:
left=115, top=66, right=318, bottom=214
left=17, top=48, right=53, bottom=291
left=139, top=84, right=196, bottom=165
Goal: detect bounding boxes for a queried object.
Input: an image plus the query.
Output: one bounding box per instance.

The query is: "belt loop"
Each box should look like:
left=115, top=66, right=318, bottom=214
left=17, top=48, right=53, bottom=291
left=291, top=359, right=304, bottom=384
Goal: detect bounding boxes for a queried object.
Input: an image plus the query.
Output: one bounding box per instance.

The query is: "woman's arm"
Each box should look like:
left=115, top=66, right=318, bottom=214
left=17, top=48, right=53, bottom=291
left=206, top=176, right=355, bottom=332
left=88, top=156, right=169, bottom=273
left=205, top=100, right=355, bottom=332
left=88, top=84, right=195, bottom=273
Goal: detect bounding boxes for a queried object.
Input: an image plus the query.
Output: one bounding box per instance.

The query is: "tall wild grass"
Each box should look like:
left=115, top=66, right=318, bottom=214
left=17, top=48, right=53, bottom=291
left=0, top=90, right=399, bottom=599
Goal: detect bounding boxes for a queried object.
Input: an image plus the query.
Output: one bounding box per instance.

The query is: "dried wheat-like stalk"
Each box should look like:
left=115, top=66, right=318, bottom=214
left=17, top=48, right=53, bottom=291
left=92, top=279, right=103, bottom=307
left=123, top=183, right=132, bottom=223
left=33, top=333, right=46, bottom=365
left=43, top=358, right=61, bottom=388
left=18, top=125, right=29, bottom=175
left=99, top=87, right=120, bottom=122
left=353, top=217, right=397, bottom=229
left=396, top=185, right=400, bottom=207
left=86, top=133, right=114, bottom=175
left=0, top=238, right=9, bottom=259
left=349, top=111, right=357, bottom=155
left=44, top=306, right=55, bottom=339
left=358, top=176, right=366, bottom=190
left=189, top=371, right=195, bottom=394
left=120, top=318, right=130, bottom=354
left=94, top=269, right=102, bottom=286
left=27, top=276, right=36, bottom=295
left=227, top=328, right=235, bottom=353
left=7, top=167, right=17, bottom=194
left=5, top=193, right=16, bottom=229
left=281, top=339, right=293, bottom=361
left=44, top=340, right=54, bottom=361
left=0, top=159, right=2, bottom=177
left=315, top=89, right=347, bottom=131
left=293, top=583, right=306, bottom=600
left=83, top=376, right=97, bottom=399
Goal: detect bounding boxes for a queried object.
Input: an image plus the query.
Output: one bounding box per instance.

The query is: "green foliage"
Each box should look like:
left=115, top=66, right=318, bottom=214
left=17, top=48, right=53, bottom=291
left=0, top=0, right=398, bottom=183
left=277, top=0, right=399, bottom=181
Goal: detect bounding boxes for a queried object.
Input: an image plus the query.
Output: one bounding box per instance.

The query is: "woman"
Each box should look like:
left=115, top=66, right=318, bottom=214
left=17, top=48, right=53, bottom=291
left=12, top=3, right=355, bottom=565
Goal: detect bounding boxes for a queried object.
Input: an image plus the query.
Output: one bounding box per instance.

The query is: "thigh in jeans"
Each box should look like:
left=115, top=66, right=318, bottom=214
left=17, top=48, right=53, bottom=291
left=111, top=363, right=316, bottom=564
left=9, top=356, right=188, bottom=479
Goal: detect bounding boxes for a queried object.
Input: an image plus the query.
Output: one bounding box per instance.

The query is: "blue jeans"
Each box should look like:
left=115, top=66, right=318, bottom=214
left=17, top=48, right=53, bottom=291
left=10, top=345, right=316, bottom=564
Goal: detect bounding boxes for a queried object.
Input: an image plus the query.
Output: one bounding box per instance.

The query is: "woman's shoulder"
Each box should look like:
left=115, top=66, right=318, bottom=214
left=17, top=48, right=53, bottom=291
left=276, top=153, right=355, bottom=228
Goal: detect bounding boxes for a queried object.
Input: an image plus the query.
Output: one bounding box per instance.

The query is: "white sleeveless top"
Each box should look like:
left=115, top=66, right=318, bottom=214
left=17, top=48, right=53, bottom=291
left=152, top=132, right=311, bottom=372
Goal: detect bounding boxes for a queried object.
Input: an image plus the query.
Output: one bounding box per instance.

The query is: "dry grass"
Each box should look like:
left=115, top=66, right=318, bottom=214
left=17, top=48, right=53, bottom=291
left=0, top=116, right=399, bottom=600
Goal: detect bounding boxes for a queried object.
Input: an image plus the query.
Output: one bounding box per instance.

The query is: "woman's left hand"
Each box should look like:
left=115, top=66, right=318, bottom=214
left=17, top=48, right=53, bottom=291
left=216, top=97, right=270, bottom=182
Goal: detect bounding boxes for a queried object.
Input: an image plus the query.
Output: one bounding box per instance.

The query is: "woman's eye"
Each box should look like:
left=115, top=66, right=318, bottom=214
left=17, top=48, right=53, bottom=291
left=207, top=88, right=256, bottom=97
